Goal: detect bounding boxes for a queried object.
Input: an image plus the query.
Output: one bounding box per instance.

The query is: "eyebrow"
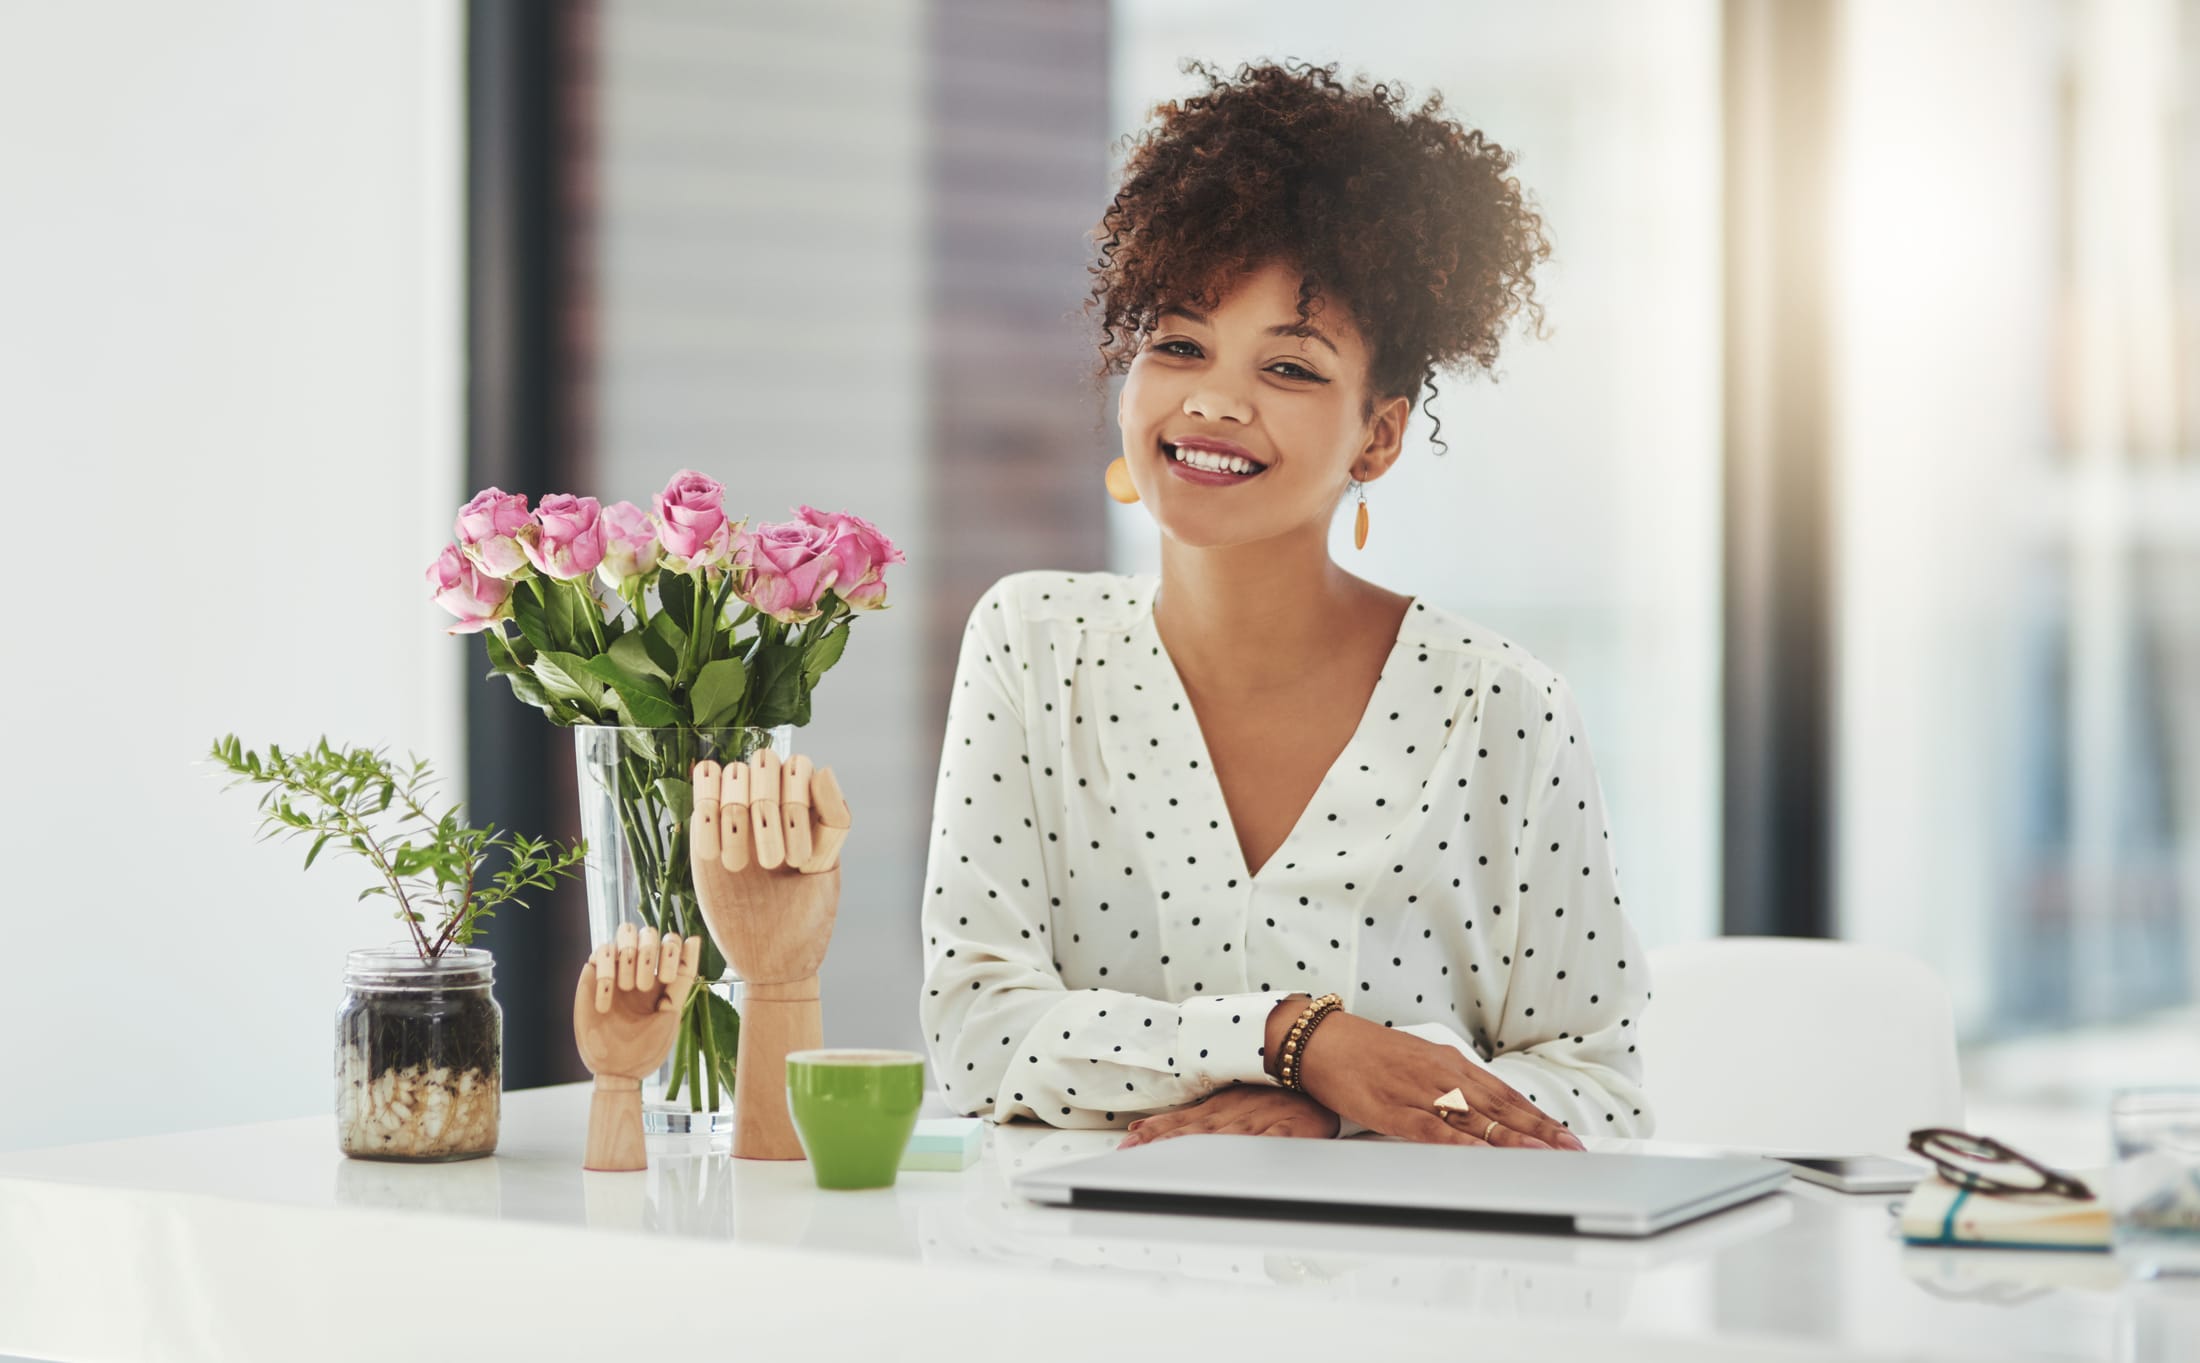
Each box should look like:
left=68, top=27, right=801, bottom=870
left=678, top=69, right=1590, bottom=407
left=1159, top=306, right=1339, bottom=356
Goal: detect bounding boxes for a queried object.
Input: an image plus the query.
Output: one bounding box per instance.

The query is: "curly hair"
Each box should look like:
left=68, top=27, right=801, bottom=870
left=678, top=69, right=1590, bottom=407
left=1084, top=58, right=1552, bottom=457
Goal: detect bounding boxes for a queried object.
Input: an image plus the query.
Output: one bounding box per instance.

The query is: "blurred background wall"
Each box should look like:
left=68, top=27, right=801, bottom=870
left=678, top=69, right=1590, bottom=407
left=3, top=0, right=2196, bottom=1154
left=0, top=1, right=465, bottom=1148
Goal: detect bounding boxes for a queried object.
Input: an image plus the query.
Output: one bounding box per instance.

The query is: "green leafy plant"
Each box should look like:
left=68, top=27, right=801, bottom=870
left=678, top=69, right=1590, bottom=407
left=208, top=735, right=585, bottom=963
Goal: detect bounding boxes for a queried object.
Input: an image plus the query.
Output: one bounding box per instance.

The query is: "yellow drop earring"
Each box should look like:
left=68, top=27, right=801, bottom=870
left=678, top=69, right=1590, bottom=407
left=1106, top=455, right=1140, bottom=504
left=1352, top=478, right=1370, bottom=549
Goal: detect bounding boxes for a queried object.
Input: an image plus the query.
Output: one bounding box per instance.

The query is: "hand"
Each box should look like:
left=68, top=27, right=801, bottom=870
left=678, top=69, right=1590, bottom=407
left=1116, top=1084, right=1340, bottom=1148
left=1296, top=1010, right=1586, bottom=1150
left=574, top=922, right=701, bottom=1080
left=574, top=923, right=702, bottom=1172
left=689, top=750, right=852, bottom=986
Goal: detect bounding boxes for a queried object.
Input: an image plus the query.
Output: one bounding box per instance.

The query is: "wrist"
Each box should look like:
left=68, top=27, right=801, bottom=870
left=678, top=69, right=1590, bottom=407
left=592, top=1075, right=642, bottom=1093
left=740, top=975, right=821, bottom=1002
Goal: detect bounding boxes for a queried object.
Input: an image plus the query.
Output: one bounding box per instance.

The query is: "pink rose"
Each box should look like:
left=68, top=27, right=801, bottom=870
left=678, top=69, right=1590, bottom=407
left=426, top=544, right=513, bottom=635
left=455, top=487, right=532, bottom=579
left=793, top=505, right=905, bottom=612
left=654, top=470, right=732, bottom=570
left=732, top=518, right=840, bottom=624
left=519, top=493, right=607, bottom=580
left=594, top=501, right=661, bottom=589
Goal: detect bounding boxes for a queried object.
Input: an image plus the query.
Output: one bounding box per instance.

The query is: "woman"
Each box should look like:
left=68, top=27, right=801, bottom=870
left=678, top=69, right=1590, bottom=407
left=918, top=59, right=1651, bottom=1148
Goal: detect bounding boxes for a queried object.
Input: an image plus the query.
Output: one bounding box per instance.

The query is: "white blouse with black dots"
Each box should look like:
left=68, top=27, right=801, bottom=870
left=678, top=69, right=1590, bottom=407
left=917, top=569, right=1654, bottom=1140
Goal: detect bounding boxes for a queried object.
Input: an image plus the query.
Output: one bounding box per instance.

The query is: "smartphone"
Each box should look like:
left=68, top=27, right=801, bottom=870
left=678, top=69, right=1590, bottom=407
left=1776, top=1154, right=1929, bottom=1194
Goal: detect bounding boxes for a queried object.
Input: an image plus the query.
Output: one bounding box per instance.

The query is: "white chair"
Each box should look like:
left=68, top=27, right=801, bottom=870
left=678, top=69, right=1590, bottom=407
left=1641, top=937, right=1963, bottom=1156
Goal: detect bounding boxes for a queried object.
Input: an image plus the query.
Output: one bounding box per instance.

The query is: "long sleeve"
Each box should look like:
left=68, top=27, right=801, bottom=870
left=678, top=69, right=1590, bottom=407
left=1332, top=670, right=1652, bottom=1140
left=918, top=578, right=1295, bottom=1129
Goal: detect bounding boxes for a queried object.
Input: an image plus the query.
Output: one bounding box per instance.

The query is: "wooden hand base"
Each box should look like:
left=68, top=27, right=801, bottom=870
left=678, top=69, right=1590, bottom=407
left=733, top=976, right=822, bottom=1160
left=584, top=1077, right=646, bottom=1172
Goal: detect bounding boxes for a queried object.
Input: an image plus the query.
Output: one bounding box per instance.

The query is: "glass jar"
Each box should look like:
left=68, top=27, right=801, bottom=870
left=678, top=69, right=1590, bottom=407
left=335, top=945, right=502, bottom=1162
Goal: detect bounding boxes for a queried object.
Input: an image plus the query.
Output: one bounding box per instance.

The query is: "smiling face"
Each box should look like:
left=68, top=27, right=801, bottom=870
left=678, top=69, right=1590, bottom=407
left=1116, top=259, right=1410, bottom=550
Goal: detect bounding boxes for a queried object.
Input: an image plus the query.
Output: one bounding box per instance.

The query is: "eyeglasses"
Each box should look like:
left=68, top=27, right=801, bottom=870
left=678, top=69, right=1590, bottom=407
left=1906, top=1127, right=2094, bottom=1201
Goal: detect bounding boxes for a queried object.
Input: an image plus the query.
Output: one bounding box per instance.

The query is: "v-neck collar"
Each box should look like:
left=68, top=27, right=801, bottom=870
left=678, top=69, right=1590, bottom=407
left=1132, top=578, right=1421, bottom=888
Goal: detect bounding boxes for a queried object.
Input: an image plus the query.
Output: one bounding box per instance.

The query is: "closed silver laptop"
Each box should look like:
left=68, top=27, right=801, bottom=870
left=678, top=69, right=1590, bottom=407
left=1012, top=1134, right=1790, bottom=1237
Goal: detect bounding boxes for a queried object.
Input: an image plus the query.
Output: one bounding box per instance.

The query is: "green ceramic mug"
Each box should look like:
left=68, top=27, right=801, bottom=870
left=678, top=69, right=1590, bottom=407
left=785, top=1049, right=926, bottom=1189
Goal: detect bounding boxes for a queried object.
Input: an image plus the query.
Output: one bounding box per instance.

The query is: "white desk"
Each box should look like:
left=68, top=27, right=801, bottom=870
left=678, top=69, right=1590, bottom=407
left=1, top=1084, right=2193, bottom=1363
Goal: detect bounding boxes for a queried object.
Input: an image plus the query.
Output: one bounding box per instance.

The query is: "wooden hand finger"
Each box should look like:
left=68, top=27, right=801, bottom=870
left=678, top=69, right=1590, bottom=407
left=802, top=764, right=851, bottom=872
left=658, top=933, right=695, bottom=1012
left=615, top=922, right=638, bottom=991
left=574, top=957, right=602, bottom=1032
left=780, top=753, right=814, bottom=870
left=718, top=760, right=751, bottom=871
left=749, top=750, right=785, bottom=869
left=591, top=944, right=617, bottom=1014
left=693, top=761, right=723, bottom=863
left=635, top=926, right=661, bottom=989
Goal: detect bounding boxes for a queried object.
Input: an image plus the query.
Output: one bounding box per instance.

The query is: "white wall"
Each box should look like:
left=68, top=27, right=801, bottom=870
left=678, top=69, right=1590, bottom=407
left=0, top=1, right=464, bottom=1150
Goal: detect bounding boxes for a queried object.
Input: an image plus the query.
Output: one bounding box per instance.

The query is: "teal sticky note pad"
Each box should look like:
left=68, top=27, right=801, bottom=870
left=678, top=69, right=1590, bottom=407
left=899, top=1117, right=983, bottom=1171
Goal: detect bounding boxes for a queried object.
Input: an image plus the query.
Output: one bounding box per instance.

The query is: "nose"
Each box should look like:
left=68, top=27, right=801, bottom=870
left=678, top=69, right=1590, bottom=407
left=1183, top=379, right=1252, bottom=425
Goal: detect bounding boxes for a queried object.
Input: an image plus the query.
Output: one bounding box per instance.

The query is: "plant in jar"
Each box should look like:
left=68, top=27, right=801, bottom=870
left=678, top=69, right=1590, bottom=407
left=207, top=736, right=585, bottom=1160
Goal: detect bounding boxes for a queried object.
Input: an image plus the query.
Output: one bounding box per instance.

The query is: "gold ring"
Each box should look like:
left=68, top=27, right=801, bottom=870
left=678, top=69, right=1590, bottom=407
left=1483, top=1118, right=1499, bottom=1143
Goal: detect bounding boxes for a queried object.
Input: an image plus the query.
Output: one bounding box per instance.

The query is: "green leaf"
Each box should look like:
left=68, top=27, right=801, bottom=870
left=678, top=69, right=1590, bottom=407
left=481, top=628, right=525, bottom=677
left=644, top=611, right=686, bottom=677
left=801, top=622, right=850, bottom=683
left=303, top=833, right=330, bottom=870
left=532, top=651, right=606, bottom=708
left=511, top=578, right=554, bottom=654
left=659, top=570, right=696, bottom=633
left=656, top=776, right=694, bottom=827
left=747, top=645, right=804, bottom=729
left=545, top=577, right=585, bottom=651
left=691, top=657, right=747, bottom=728
left=580, top=654, right=681, bottom=728
left=701, top=987, right=740, bottom=1099
left=609, top=630, right=667, bottom=684
left=501, top=668, right=559, bottom=713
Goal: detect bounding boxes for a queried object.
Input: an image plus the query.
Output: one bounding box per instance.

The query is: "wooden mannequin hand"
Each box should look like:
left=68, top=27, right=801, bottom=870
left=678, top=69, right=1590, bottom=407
left=574, top=923, right=701, bottom=1081
left=574, top=923, right=702, bottom=1171
left=688, top=751, right=852, bottom=987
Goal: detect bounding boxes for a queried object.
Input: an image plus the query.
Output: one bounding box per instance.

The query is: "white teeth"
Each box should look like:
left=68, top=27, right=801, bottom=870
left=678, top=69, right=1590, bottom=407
left=1167, top=445, right=1261, bottom=475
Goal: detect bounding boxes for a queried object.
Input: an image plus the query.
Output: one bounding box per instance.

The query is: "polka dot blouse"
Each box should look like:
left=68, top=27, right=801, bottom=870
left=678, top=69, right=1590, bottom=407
left=918, top=570, right=1653, bottom=1140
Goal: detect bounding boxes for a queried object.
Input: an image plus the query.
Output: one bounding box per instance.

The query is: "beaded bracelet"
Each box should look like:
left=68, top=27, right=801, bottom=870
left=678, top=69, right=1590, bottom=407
left=1278, top=992, right=1344, bottom=1093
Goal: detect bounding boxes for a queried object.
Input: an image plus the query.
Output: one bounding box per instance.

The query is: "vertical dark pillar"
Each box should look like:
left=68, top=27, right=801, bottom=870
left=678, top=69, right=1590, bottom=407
left=465, top=0, right=594, bottom=1088
left=1721, top=0, right=1840, bottom=941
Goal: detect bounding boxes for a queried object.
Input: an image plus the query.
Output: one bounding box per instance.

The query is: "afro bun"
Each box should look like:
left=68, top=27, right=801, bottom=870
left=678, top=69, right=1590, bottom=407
left=1085, top=58, right=1552, bottom=455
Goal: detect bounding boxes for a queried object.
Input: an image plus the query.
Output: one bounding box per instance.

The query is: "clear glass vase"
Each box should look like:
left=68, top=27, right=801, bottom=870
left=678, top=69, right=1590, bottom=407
left=574, top=724, right=794, bottom=1135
